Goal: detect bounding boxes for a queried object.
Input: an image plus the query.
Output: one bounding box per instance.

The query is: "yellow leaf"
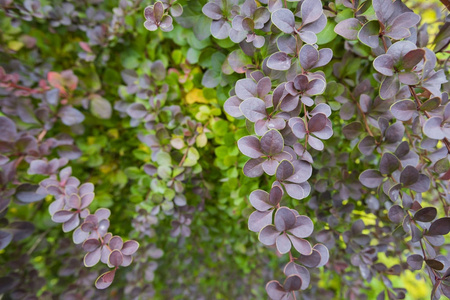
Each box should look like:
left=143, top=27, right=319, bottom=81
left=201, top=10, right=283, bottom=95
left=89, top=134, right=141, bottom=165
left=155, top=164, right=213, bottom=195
left=8, top=40, right=24, bottom=51
left=185, top=88, right=208, bottom=104
left=100, top=164, right=112, bottom=174
left=196, top=133, right=207, bottom=148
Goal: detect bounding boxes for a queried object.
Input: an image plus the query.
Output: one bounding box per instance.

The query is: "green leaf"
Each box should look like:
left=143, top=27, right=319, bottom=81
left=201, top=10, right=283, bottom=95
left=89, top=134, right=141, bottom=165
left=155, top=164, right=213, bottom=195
left=316, top=21, right=337, bottom=45
left=90, top=96, right=112, bottom=119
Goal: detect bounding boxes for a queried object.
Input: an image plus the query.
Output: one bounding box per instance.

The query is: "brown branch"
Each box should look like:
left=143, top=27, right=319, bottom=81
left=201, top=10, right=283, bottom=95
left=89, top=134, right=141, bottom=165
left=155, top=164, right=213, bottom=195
left=439, top=0, right=450, bottom=11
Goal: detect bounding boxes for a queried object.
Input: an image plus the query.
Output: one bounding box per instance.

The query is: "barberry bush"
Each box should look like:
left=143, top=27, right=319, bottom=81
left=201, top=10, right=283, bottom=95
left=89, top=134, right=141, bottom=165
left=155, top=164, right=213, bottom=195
left=0, top=0, right=449, bottom=299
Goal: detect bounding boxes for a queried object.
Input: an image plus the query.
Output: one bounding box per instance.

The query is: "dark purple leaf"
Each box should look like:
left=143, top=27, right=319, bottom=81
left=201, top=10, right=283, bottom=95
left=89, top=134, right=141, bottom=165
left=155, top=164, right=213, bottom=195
left=261, top=130, right=284, bottom=155
left=298, top=249, right=321, bottom=268
left=308, top=113, right=327, bottom=132
left=0, top=116, right=16, bottom=142
left=0, top=231, right=12, bottom=250
left=379, top=153, right=400, bottom=175
left=284, top=274, right=302, bottom=291
left=388, top=205, right=404, bottom=223
left=15, top=184, right=46, bottom=203
left=407, top=254, right=423, bottom=271
left=360, top=169, right=384, bottom=188
left=426, top=259, right=444, bottom=271
left=276, top=160, right=294, bottom=181
left=400, top=165, right=419, bottom=186
left=414, top=207, right=437, bottom=222
left=343, top=122, right=362, bottom=140
left=427, top=218, right=450, bottom=236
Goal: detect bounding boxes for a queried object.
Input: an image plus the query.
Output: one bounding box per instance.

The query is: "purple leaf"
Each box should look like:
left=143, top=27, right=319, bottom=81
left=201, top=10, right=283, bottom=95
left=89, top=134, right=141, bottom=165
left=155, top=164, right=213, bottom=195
left=379, top=75, right=400, bottom=100
left=259, top=225, right=279, bottom=245
left=238, top=136, right=264, bottom=158
left=289, top=215, right=314, bottom=238
left=284, top=182, right=311, bottom=200
left=334, top=18, right=361, bottom=40
left=271, top=8, right=295, bottom=34
left=299, top=44, right=318, bottom=70
left=248, top=210, right=274, bottom=232
left=109, top=236, right=123, bottom=250
left=407, top=254, right=423, bottom=270
left=284, top=262, right=310, bottom=290
left=308, top=113, right=327, bottom=132
left=127, top=103, right=147, bottom=119
left=301, top=0, right=323, bottom=25
left=15, top=184, right=46, bottom=203
left=276, top=160, right=294, bottom=181
left=390, top=100, right=416, bottom=121
left=202, top=3, right=222, bottom=20
left=388, top=205, right=404, bottom=223
left=414, top=207, right=437, bottom=222
left=379, top=153, right=400, bottom=175
left=423, top=117, right=444, bottom=140
left=243, top=158, right=265, bottom=177
left=297, top=249, right=321, bottom=267
left=261, top=130, right=284, bottom=155
left=400, top=165, right=419, bottom=186
left=121, top=240, right=139, bottom=255
left=427, top=218, right=450, bottom=236
left=58, top=106, right=85, bottom=126
left=240, top=98, right=267, bottom=122
left=358, top=20, right=380, bottom=48
left=402, top=49, right=425, bottom=70
left=108, top=249, right=124, bottom=267
left=266, top=280, right=286, bottom=299
left=359, top=169, right=384, bottom=188
left=95, top=269, right=116, bottom=289
left=276, top=233, right=292, bottom=254
left=274, top=207, right=297, bottom=231
left=52, top=210, right=75, bottom=223
left=313, top=244, right=329, bottom=267
left=288, top=235, right=312, bottom=255
left=0, top=116, right=16, bottom=142
left=373, top=54, right=394, bottom=76
left=267, top=52, right=292, bottom=71
left=224, top=96, right=243, bottom=118
left=235, top=78, right=257, bottom=100
left=84, top=247, right=101, bottom=267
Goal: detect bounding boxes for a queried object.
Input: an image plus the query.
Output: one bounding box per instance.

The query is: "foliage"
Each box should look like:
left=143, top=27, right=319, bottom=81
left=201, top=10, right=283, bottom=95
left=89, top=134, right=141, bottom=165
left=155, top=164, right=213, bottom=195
left=0, top=0, right=449, bottom=299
